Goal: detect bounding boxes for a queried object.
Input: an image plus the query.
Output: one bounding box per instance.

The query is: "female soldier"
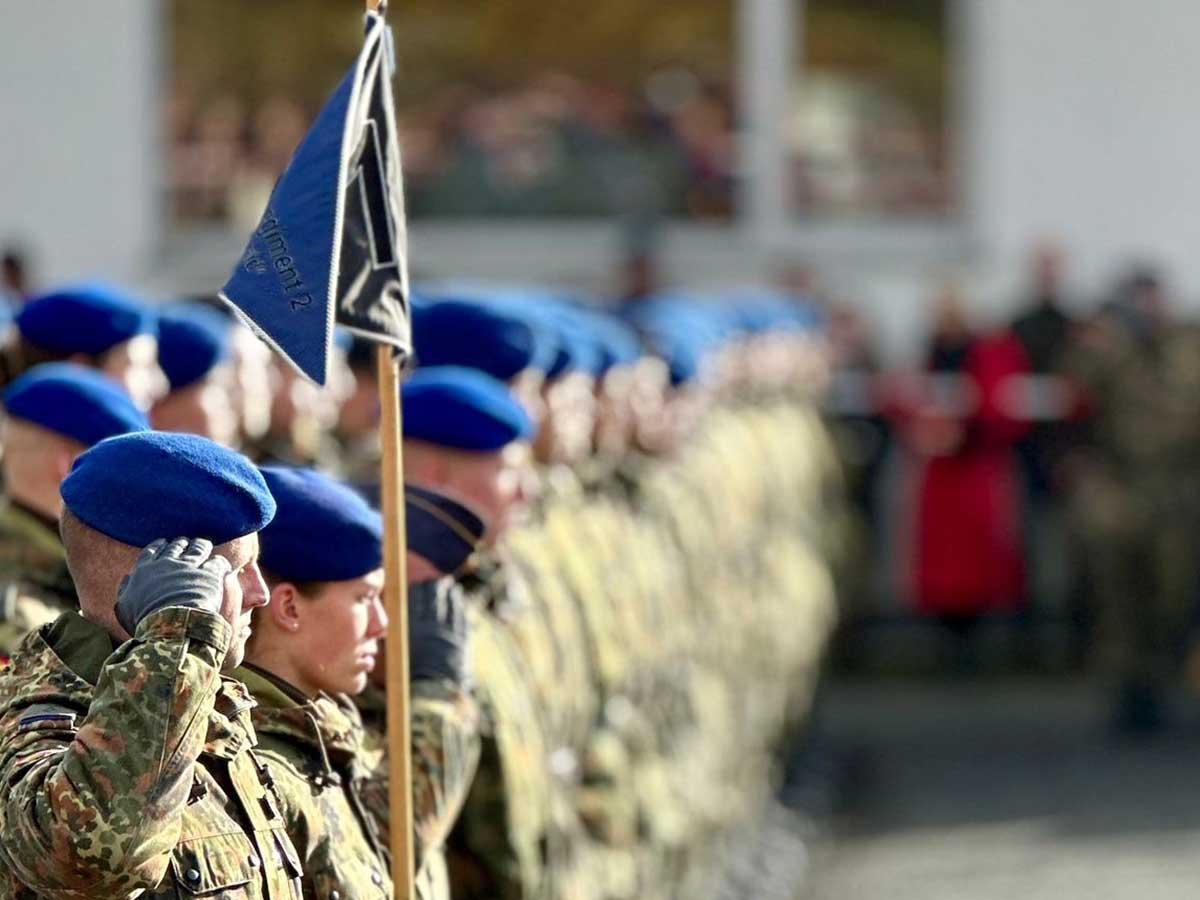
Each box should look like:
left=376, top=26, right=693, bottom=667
left=237, top=466, right=484, bottom=900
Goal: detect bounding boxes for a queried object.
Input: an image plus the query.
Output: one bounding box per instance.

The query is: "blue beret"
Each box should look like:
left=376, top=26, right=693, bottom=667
left=405, top=484, right=484, bottom=574
left=403, top=366, right=535, bottom=451
left=656, top=334, right=703, bottom=386
left=259, top=467, right=382, bottom=582
left=18, top=284, right=155, bottom=356
left=157, top=311, right=231, bottom=391
left=4, top=363, right=149, bottom=446
left=568, top=308, right=642, bottom=374
left=726, top=289, right=826, bottom=334
left=536, top=312, right=603, bottom=379
left=62, top=432, right=276, bottom=547
left=414, top=300, right=557, bottom=379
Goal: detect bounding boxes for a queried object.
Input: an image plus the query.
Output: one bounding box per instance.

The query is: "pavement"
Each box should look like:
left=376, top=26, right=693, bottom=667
left=810, top=678, right=1200, bottom=900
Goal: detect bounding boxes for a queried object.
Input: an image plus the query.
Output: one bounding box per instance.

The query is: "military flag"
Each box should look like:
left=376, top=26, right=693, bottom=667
left=219, top=5, right=420, bottom=898
left=219, top=8, right=410, bottom=385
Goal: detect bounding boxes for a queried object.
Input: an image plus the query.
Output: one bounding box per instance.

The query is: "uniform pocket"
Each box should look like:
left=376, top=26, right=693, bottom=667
left=172, top=832, right=259, bottom=896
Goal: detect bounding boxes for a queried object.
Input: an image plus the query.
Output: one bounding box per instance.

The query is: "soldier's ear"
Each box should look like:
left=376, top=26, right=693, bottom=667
left=268, top=582, right=303, bottom=633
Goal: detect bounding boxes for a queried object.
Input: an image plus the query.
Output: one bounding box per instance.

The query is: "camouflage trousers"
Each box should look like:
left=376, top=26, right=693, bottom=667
left=1069, top=466, right=1200, bottom=684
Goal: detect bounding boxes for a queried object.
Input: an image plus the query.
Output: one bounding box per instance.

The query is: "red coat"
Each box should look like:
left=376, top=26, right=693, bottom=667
left=898, top=333, right=1031, bottom=616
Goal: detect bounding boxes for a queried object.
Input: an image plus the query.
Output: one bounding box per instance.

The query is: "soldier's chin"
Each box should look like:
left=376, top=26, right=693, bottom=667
left=222, top=637, right=250, bottom=672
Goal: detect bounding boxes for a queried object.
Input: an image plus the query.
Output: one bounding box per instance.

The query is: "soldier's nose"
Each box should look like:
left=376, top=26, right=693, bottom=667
left=367, top=597, right=389, bottom=638
left=243, top=562, right=270, bottom=610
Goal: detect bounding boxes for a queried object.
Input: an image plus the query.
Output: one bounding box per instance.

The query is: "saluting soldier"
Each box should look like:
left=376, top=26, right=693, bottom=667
left=0, top=430, right=304, bottom=899
left=0, top=363, right=149, bottom=659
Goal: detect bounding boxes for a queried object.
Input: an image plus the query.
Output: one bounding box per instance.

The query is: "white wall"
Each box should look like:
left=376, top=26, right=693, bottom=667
left=0, top=1, right=160, bottom=287
left=966, top=0, right=1200, bottom=310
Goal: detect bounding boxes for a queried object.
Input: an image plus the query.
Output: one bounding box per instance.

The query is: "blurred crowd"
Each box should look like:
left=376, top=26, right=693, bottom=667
left=826, top=242, right=1200, bottom=732
left=0, top=265, right=841, bottom=900
left=169, top=72, right=737, bottom=226
left=169, top=71, right=955, bottom=227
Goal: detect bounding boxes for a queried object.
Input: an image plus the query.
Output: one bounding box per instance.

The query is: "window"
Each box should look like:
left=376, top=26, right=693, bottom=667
left=167, top=0, right=736, bottom=227
left=790, top=0, right=955, bottom=221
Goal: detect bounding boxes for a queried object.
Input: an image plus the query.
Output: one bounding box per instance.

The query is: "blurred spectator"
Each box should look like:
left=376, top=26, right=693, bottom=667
left=1011, top=242, right=1072, bottom=372
left=1009, top=241, right=1078, bottom=653
left=925, top=280, right=973, bottom=372
left=824, top=303, right=891, bottom=620
left=826, top=303, right=889, bottom=520
left=1062, top=266, right=1200, bottom=732
left=900, top=288, right=1031, bottom=666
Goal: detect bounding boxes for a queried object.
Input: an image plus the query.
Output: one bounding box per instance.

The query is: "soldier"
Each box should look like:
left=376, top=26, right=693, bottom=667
left=0, top=363, right=150, bottom=658
left=151, top=307, right=240, bottom=447
left=402, top=367, right=537, bottom=545
left=1063, top=268, right=1200, bottom=731
left=398, top=366, right=559, bottom=900
left=0, top=284, right=167, bottom=408
left=0, top=430, right=304, bottom=899
left=355, top=482, right=487, bottom=900
left=237, top=467, right=485, bottom=900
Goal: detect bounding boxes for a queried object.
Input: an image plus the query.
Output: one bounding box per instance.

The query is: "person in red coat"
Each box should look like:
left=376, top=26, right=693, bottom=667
left=893, top=295, right=1033, bottom=658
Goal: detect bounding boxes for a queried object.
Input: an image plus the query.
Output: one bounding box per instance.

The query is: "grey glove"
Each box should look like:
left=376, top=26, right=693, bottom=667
left=408, top=578, right=471, bottom=686
left=115, top=537, right=232, bottom=636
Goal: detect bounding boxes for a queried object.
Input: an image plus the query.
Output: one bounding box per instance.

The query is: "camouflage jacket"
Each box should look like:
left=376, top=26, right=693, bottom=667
left=0, top=499, right=77, bottom=662
left=234, top=664, right=392, bottom=900
left=355, top=677, right=481, bottom=871
left=0, top=609, right=303, bottom=900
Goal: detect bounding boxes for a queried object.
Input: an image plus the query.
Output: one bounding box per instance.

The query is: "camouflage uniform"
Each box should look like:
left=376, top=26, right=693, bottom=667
left=0, top=499, right=77, bottom=661
left=235, top=664, right=392, bottom=899
left=355, top=667, right=482, bottom=900
left=445, top=555, right=595, bottom=900
left=0, top=608, right=304, bottom=899
left=1064, top=321, right=1200, bottom=693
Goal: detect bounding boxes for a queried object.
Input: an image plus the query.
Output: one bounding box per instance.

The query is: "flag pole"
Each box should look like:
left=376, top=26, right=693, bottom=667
left=378, top=340, right=414, bottom=900
left=363, top=2, right=414, bottom=896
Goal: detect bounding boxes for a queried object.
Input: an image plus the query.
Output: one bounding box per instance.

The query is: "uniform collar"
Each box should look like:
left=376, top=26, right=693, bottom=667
left=42, top=610, right=116, bottom=685
left=235, top=662, right=363, bottom=770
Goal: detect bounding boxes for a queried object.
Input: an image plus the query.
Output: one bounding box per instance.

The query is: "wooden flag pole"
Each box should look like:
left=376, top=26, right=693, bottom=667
left=368, top=4, right=412, bottom=898
left=361, top=1, right=413, bottom=895
left=377, top=339, right=414, bottom=900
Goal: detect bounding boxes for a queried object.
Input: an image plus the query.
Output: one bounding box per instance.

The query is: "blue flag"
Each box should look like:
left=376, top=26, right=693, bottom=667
left=220, top=11, right=411, bottom=385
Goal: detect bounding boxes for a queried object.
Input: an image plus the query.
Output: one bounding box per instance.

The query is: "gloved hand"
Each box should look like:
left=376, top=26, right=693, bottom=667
left=116, top=537, right=232, bottom=636
left=408, top=578, right=471, bottom=686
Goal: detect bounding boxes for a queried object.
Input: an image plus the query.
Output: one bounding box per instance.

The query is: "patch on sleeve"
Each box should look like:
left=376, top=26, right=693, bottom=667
left=17, top=704, right=77, bottom=733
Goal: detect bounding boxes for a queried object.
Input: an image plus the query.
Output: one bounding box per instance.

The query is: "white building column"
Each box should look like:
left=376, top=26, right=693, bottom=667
left=0, top=0, right=161, bottom=287
left=738, top=0, right=798, bottom=259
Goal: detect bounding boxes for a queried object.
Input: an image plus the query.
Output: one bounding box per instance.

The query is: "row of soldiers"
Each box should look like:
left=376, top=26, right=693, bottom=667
left=0, top=280, right=843, bottom=899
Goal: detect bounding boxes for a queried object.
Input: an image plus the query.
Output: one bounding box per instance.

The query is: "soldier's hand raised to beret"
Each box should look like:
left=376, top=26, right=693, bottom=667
left=115, top=537, right=233, bottom=637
